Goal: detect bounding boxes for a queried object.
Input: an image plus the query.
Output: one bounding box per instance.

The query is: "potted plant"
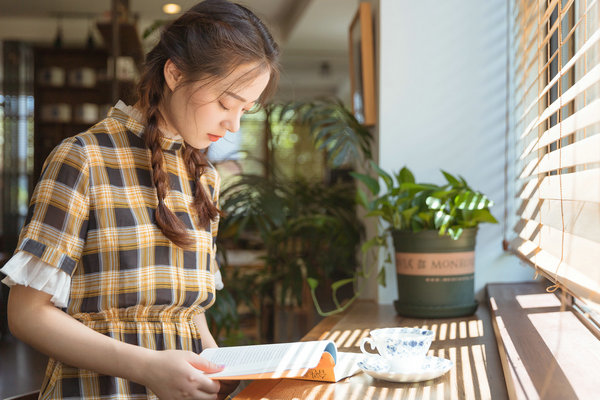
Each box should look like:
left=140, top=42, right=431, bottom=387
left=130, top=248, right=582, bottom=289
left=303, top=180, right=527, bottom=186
left=352, top=163, right=498, bottom=318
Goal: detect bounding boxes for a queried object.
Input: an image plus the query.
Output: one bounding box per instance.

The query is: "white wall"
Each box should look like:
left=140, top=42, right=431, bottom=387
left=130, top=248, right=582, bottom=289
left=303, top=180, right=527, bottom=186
left=376, top=0, right=534, bottom=303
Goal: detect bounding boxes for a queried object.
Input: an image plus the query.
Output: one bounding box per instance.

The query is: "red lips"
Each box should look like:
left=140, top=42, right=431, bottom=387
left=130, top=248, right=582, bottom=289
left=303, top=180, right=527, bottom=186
left=207, top=134, right=222, bottom=142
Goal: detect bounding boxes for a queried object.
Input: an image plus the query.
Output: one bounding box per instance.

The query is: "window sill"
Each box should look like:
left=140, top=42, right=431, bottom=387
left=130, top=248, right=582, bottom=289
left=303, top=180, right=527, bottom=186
left=487, top=281, right=600, bottom=399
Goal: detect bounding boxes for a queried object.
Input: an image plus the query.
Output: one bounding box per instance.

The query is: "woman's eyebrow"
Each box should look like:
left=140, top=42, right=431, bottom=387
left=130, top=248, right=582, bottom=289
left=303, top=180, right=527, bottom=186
left=224, top=91, right=256, bottom=104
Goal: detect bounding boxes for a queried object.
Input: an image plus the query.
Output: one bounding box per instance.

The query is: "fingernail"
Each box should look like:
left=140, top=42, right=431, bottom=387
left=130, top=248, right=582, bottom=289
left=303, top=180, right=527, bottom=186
left=216, top=363, right=225, bottom=368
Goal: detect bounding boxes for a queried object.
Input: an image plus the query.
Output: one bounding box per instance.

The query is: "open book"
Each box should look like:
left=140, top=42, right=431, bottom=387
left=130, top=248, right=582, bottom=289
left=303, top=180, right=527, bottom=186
left=199, top=340, right=362, bottom=382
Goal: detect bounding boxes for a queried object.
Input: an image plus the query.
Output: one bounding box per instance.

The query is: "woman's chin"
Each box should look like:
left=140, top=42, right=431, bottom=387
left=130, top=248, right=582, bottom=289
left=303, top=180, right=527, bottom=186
left=185, top=139, right=210, bottom=150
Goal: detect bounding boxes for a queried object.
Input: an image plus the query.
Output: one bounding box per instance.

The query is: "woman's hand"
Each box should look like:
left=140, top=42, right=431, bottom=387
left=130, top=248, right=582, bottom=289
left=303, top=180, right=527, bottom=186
left=143, top=349, right=225, bottom=400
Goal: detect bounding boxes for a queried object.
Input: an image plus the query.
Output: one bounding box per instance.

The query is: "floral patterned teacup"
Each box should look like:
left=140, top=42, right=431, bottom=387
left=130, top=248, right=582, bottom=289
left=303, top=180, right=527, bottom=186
left=359, top=327, right=434, bottom=372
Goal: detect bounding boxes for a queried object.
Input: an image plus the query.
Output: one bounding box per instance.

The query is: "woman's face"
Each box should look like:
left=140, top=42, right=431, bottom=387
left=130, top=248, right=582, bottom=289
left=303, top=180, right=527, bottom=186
left=162, top=61, right=271, bottom=149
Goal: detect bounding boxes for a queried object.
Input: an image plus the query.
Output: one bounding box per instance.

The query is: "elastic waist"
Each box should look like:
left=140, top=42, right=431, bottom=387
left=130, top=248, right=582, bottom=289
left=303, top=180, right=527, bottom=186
left=72, top=305, right=199, bottom=324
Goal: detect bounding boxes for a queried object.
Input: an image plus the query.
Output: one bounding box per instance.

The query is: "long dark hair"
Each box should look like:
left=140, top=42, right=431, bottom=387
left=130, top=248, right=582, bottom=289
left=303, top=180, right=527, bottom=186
left=136, top=0, right=280, bottom=248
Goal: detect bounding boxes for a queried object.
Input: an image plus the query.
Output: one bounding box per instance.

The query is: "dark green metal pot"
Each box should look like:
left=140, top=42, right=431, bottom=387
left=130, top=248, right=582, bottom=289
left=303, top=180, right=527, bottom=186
left=392, top=228, right=478, bottom=318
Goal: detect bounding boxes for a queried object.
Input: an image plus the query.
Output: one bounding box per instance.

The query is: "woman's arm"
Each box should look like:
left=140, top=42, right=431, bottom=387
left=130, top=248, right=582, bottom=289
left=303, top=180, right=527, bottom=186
left=193, top=312, right=218, bottom=349
left=193, top=312, right=240, bottom=399
left=8, top=284, right=223, bottom=400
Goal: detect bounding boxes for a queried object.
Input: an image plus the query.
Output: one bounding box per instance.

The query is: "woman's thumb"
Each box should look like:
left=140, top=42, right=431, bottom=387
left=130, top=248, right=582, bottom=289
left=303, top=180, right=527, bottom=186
left=192, top=355, right=226, bottom=373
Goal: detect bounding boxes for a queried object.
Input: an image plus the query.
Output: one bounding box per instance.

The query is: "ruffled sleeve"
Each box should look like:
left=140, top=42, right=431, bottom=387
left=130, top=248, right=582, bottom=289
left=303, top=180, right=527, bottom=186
left=15, top=136, right=89, bottom=276
left=1, top=251, right=71, bottom=308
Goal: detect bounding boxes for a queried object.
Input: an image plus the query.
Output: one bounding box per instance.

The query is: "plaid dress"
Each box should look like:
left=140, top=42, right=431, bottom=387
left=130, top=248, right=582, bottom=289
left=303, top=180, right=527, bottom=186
left=16, top=105, right=220, bottom=399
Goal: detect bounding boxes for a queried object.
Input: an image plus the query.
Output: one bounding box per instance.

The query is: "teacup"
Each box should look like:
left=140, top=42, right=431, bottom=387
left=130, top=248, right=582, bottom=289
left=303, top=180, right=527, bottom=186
left=359, top=327, right=434, bottom=371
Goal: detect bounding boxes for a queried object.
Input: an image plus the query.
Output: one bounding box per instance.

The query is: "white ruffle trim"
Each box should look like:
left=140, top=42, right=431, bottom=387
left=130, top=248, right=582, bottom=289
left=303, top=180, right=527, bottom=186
left=0, top=251, right=71, bottom=308
left=214, top=268, right=224, bottom=290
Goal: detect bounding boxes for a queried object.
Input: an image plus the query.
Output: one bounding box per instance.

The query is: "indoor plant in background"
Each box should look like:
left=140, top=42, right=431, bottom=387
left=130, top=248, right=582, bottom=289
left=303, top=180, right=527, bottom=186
left=214, top=98, right=373, bottom=342
left=352, top=163, right=498, bottom=317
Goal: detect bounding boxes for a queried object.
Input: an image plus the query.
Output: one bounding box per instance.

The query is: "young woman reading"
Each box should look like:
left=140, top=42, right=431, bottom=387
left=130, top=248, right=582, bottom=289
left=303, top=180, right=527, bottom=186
left=1, top=0, right=279, bottom=398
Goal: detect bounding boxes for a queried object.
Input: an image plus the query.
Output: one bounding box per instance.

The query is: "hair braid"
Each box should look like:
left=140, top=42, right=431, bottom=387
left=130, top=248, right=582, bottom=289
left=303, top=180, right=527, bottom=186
left=141, top=63, right=195, bottom=248
left=183, top=146, right=221, bottom=229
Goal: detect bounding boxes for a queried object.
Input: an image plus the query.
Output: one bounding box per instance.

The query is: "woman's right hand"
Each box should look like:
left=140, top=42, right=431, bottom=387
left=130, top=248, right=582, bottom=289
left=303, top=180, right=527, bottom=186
left=143, top=350, right=225, bottom=400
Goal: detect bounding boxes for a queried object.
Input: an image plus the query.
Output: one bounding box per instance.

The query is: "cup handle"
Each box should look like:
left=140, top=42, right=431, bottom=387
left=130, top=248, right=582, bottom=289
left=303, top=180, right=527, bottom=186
left=359, top=337, right=377, bottom=355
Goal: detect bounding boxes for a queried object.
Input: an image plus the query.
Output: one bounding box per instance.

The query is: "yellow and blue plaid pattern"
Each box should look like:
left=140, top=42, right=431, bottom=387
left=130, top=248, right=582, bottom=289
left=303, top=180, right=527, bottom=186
left=17, top=105, right=220, bottom=398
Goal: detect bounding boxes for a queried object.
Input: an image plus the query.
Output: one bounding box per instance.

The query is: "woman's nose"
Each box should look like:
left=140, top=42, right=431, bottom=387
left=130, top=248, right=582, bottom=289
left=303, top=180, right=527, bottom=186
left=222, top=112, right=242, bottom=133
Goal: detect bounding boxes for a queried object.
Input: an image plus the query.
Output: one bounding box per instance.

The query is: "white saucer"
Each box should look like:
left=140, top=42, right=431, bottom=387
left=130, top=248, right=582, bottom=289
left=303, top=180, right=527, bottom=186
left=357, top=354, right=453, bottom=383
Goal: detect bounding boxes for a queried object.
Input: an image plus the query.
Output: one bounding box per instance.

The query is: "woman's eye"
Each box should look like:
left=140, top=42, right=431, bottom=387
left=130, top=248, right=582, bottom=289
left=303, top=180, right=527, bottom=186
left=218, top=101, right=230, bottom=111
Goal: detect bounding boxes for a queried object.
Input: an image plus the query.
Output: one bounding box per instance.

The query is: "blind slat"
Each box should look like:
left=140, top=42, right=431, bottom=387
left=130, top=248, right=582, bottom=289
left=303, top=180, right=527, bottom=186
left=517, top=198, right=600, bottom=242
left=518, top=133, right=600, bottom=178
left=517, top=168, right=600, bottom=202
left=521, top=62, right=600, bottom=153
left=510, top=237, right=600, bottom=313
left=514, top=220, right=599, bottom=279
left=519, top=98, right=600, bottom=159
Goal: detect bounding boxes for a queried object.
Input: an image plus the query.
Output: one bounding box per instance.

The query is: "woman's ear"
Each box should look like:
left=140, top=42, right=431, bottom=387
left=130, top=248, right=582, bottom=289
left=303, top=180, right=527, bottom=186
left=164, top=59, right=182, bottom=91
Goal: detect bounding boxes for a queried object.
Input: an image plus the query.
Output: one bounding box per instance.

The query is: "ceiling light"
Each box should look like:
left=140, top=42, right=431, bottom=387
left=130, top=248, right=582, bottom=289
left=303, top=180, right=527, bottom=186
left=163, top=3, right=181, bottom=14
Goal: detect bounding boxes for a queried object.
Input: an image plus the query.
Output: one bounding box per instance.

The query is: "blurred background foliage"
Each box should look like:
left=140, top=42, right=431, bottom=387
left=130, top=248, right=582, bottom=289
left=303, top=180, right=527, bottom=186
left=205, top=99, right=373, bottom=344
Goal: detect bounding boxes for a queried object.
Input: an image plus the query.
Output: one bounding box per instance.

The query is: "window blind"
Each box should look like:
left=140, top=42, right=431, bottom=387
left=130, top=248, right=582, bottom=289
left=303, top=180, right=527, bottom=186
left=511, top=0, right=600, bottom=315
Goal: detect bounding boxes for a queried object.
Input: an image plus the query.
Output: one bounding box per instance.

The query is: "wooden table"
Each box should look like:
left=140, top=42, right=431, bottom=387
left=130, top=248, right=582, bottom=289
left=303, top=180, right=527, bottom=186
left=234, top=300, right=508, bottom=400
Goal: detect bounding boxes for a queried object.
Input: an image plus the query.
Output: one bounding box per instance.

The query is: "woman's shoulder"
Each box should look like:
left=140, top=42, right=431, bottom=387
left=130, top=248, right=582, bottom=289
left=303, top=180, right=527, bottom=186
left=72, top=116, right=144, bottom=148
left=44, top=116, right=144, bottom=171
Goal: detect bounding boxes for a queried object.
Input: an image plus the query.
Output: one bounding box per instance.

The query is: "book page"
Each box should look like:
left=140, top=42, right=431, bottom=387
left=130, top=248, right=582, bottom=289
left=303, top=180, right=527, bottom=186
left=333, top=352, right=362, bottom=381
left=201, top=340, right=336, bottom=379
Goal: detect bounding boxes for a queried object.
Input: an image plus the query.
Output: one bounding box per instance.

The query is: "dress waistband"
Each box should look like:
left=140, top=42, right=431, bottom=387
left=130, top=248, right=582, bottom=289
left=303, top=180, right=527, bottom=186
left=72, top=305, right=200, bottom=324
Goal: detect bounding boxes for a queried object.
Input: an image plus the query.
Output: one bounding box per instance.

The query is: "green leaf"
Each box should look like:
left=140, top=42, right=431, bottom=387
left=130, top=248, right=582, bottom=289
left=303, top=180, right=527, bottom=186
left=370, top=162, right=394, bottom=191
left=361, top=236, right=382, bottom=253
left=471, top=209, right=499, bottom=224
left=365, top=210, right=385, bottom=218
left=400, top=182, right=439, bottom=192
left=377, top=267, right=386, bottom=287
left=398, top=167, right=415, bottom=184
left=356, top=189, right=369, bottom=209
left=313, top=121, right=339, bottom=144
left=307, top=277, right=319, bottom=290
left=425, top=196, right=443, bottom=210
left=441, top=170, right=461, bottom=187
left=411, top=219, right=424, bottom=231
left=401, top=206, right=418, bottom=226
left=417, top=212, right=433, bottom=226
left=434, top=210, right=452, bottom=229
left=455, top=191, right=493, bottom=210
left=331, top=278, right=355, bottom=292
left=447, top=227, right=464, bottom=240
left=350, top=172, right=380, bottom=195
left=392, top=211, right=402, bottom=229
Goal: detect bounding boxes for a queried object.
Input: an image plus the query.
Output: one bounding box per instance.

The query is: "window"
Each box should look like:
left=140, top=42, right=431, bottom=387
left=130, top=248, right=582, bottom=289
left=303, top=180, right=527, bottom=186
left=510, top=0, right=600, bottom=323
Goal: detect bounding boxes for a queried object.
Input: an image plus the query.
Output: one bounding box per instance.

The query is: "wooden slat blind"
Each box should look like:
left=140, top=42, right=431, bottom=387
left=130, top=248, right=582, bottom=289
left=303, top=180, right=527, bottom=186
left=511, top=0, right=600, bottom=316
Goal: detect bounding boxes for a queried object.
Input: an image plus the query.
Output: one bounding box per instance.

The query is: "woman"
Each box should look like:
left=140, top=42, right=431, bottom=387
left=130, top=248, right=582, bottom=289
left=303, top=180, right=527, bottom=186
left=1, top=0, right=279, bottom=398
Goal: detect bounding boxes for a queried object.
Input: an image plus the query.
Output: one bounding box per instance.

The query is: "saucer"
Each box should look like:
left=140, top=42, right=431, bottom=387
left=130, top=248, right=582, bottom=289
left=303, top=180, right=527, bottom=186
left=357, top=354, right=453, bottom=383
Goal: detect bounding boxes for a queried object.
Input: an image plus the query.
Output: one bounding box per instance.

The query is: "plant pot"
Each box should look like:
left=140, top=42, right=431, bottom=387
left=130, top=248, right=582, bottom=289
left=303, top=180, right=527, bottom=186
left=392, top=228, right=479, bottom=318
